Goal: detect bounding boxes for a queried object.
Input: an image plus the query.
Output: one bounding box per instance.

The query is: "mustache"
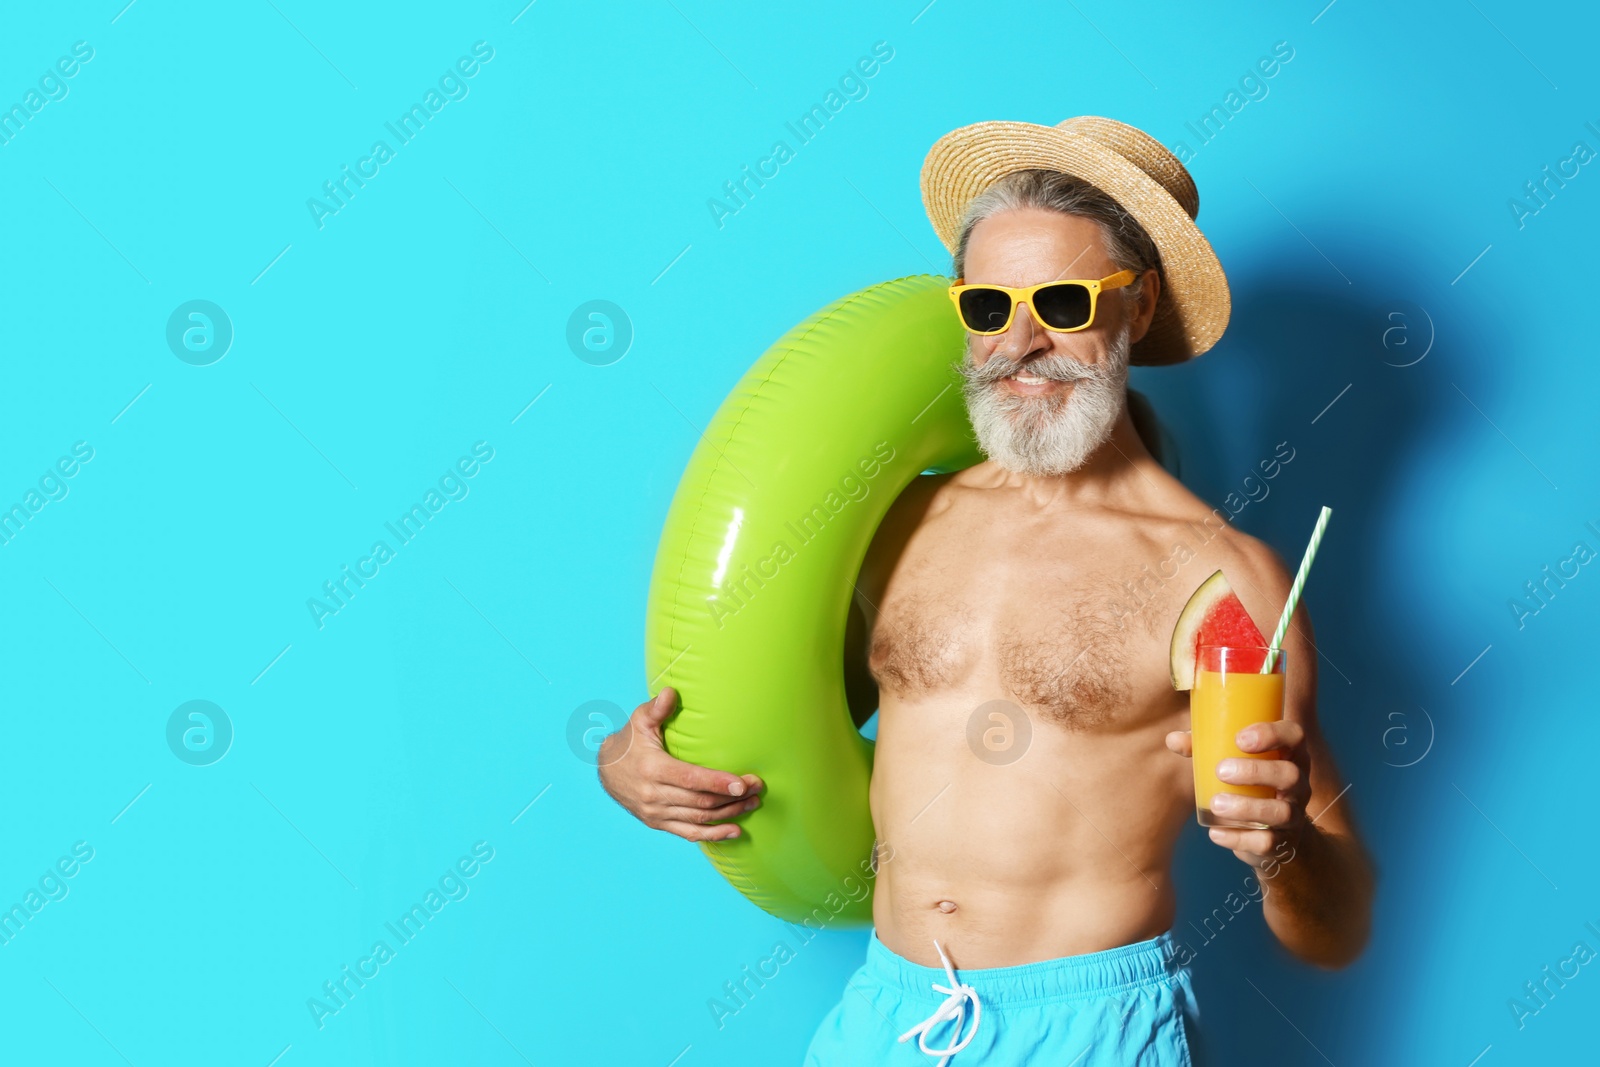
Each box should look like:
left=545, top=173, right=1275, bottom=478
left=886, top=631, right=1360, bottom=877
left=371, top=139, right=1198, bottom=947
left=958, top=349, right=1117, bottom=389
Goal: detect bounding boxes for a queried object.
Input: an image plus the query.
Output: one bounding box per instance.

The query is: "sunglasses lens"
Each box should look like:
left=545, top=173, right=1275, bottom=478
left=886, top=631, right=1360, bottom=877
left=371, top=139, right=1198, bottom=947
left=1033, top=283, right=1093, bottom=330
left=958, top=288, right=1013, bottom=333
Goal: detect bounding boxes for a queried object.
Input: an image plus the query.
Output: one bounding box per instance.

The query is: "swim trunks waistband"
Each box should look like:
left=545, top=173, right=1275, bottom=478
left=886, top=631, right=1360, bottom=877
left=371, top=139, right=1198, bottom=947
left=864, top=929, right=1186, bottom=1009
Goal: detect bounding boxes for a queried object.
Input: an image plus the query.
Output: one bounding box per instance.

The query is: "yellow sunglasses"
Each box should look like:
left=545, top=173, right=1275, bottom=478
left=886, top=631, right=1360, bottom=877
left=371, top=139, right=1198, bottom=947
left=948, top=270, right=1137, bottom=335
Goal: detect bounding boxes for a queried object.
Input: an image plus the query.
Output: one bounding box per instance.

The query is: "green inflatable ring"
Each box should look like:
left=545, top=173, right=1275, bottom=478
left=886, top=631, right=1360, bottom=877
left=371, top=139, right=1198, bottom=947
left=644, top=274, right=1178, bottom=923
left=644, top=274, right=982, bottom=925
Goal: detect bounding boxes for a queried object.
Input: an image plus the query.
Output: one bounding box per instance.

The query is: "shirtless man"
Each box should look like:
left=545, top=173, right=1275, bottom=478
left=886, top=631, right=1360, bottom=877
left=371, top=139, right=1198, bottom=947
left=599, top=118, right=1373, bottom=1065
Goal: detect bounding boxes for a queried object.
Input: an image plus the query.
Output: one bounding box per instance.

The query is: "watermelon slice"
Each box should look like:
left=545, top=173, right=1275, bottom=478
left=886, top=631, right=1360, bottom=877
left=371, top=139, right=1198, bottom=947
left=1169, top=570, right=1269, bottom=690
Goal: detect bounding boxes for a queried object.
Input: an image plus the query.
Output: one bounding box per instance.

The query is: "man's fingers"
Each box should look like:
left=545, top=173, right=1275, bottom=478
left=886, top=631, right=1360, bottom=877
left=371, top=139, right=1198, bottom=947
left=1208, top=793, right=1295, bottom=828
left=656, top=796, right=761, bottom=841
left=1207, top=825, right=1281, bottom=856
left=630, top=692, right=761, bottom=797
left=654, top=786, right=762, bottom=819
left=655, top=754, right=761, bottom=798
left=1165, top=729, right=1193, bottom=757
left=1236, top=719, right=1304, bottom=754
left=603, top=691, right=669, bottom=767
left=658, top=819, right=745, bottom=843
left=633, top=686, right=678, bottom=731
left=1215, top=757, right=1300, bottom=792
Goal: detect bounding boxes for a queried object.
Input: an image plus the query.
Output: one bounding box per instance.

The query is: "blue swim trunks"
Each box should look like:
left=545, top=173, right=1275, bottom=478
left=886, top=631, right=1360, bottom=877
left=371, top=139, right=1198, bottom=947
left=803, top=929, right=1200, bottom=1066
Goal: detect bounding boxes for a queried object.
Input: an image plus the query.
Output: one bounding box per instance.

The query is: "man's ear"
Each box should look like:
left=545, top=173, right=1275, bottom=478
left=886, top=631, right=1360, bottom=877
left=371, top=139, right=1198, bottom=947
left=1128, top=268, right=1162, bottom=345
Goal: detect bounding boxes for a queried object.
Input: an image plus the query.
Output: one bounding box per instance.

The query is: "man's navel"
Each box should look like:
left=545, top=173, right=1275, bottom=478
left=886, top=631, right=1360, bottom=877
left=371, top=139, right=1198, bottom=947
left=935, top=899, right=958, bottom=914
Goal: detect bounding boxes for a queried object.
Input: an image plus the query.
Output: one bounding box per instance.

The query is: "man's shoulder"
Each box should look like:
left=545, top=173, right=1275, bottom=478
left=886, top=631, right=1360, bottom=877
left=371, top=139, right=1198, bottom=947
left=1127, top=480, right=1294, bottom=603
left=1183, top=516, right=1295, bottom=629
left=860, top=471, right=958, bottom=590
left=1208, top=525, right=1292, bottom=593
left=880, top=469, right=959, bottom=526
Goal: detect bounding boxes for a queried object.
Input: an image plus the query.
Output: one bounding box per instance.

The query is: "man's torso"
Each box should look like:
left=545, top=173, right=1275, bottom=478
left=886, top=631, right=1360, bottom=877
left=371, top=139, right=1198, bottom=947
left=857, top=458, right=1265, bottom=968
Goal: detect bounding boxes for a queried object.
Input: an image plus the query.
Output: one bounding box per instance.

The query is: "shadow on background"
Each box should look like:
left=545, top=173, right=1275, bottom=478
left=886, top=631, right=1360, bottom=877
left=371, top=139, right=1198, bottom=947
left=1138, top=243, right=1498, bottom=1064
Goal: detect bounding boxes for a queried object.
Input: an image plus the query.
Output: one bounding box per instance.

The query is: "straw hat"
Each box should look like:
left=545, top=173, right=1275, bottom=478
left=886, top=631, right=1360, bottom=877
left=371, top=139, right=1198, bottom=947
left=921, top=115, right=1229, bottom=366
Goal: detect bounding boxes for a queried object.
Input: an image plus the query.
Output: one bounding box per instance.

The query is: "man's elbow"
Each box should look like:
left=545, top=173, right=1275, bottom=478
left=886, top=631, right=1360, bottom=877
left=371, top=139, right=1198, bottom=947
left=1311, top=850, right=1377, bottom=969
left=1305, top=917, right=1371, bottom=970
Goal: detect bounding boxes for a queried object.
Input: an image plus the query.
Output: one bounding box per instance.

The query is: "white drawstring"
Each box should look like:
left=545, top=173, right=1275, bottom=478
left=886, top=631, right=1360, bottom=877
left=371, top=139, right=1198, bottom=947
left=897, top=939, right=982, bottom=1065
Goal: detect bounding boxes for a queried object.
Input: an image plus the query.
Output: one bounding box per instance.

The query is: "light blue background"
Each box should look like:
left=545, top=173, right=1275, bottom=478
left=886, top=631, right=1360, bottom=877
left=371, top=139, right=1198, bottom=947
left=1, top=1, right=1595, bottom=1064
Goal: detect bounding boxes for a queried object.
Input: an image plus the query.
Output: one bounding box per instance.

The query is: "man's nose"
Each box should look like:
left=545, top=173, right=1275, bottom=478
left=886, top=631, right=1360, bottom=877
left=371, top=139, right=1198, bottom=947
left=994, top=299, right=1048, bottom=356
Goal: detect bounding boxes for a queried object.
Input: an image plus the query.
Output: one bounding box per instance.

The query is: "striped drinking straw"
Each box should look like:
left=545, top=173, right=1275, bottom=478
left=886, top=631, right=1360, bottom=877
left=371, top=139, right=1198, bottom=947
left=1262, top=506, right=1333, bottom=673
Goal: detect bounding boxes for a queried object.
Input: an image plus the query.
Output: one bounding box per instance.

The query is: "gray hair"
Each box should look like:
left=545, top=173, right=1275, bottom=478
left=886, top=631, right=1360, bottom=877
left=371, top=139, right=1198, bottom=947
left=951, top=168, right=1162, bottom=314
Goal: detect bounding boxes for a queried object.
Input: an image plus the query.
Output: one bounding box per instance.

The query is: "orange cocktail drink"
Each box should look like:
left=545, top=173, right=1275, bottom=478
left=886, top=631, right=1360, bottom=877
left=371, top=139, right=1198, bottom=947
left=1190, top=645, right=1285, bottom=828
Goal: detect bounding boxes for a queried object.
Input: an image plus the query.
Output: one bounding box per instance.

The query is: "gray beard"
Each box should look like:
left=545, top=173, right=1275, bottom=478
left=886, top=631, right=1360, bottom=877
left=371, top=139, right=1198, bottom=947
left=956, top=320, right=1132, bottom=476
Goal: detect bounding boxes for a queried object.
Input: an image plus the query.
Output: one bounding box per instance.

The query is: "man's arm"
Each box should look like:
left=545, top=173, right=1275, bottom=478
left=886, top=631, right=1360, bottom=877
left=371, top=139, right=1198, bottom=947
left=1167, top=541, right=1375, bottom=968
left=597, top=588, right=875, bottom=840
left=1229, top=591, right=1373, bottom=968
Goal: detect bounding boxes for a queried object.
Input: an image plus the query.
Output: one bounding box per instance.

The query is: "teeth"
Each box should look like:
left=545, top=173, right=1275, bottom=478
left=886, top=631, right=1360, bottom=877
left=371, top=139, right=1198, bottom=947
left=1009, top=374, right=1049, bottom=384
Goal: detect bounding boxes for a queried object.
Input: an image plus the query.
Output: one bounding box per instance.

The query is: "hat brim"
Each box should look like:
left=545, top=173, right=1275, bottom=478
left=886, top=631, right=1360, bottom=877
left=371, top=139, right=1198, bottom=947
left=921, top=120, right=1230, bottom=366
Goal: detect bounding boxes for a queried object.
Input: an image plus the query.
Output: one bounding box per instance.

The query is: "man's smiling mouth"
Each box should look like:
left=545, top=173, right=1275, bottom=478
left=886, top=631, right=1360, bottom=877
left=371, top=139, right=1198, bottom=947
left=1000, top=372, right=1075, bottom=396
